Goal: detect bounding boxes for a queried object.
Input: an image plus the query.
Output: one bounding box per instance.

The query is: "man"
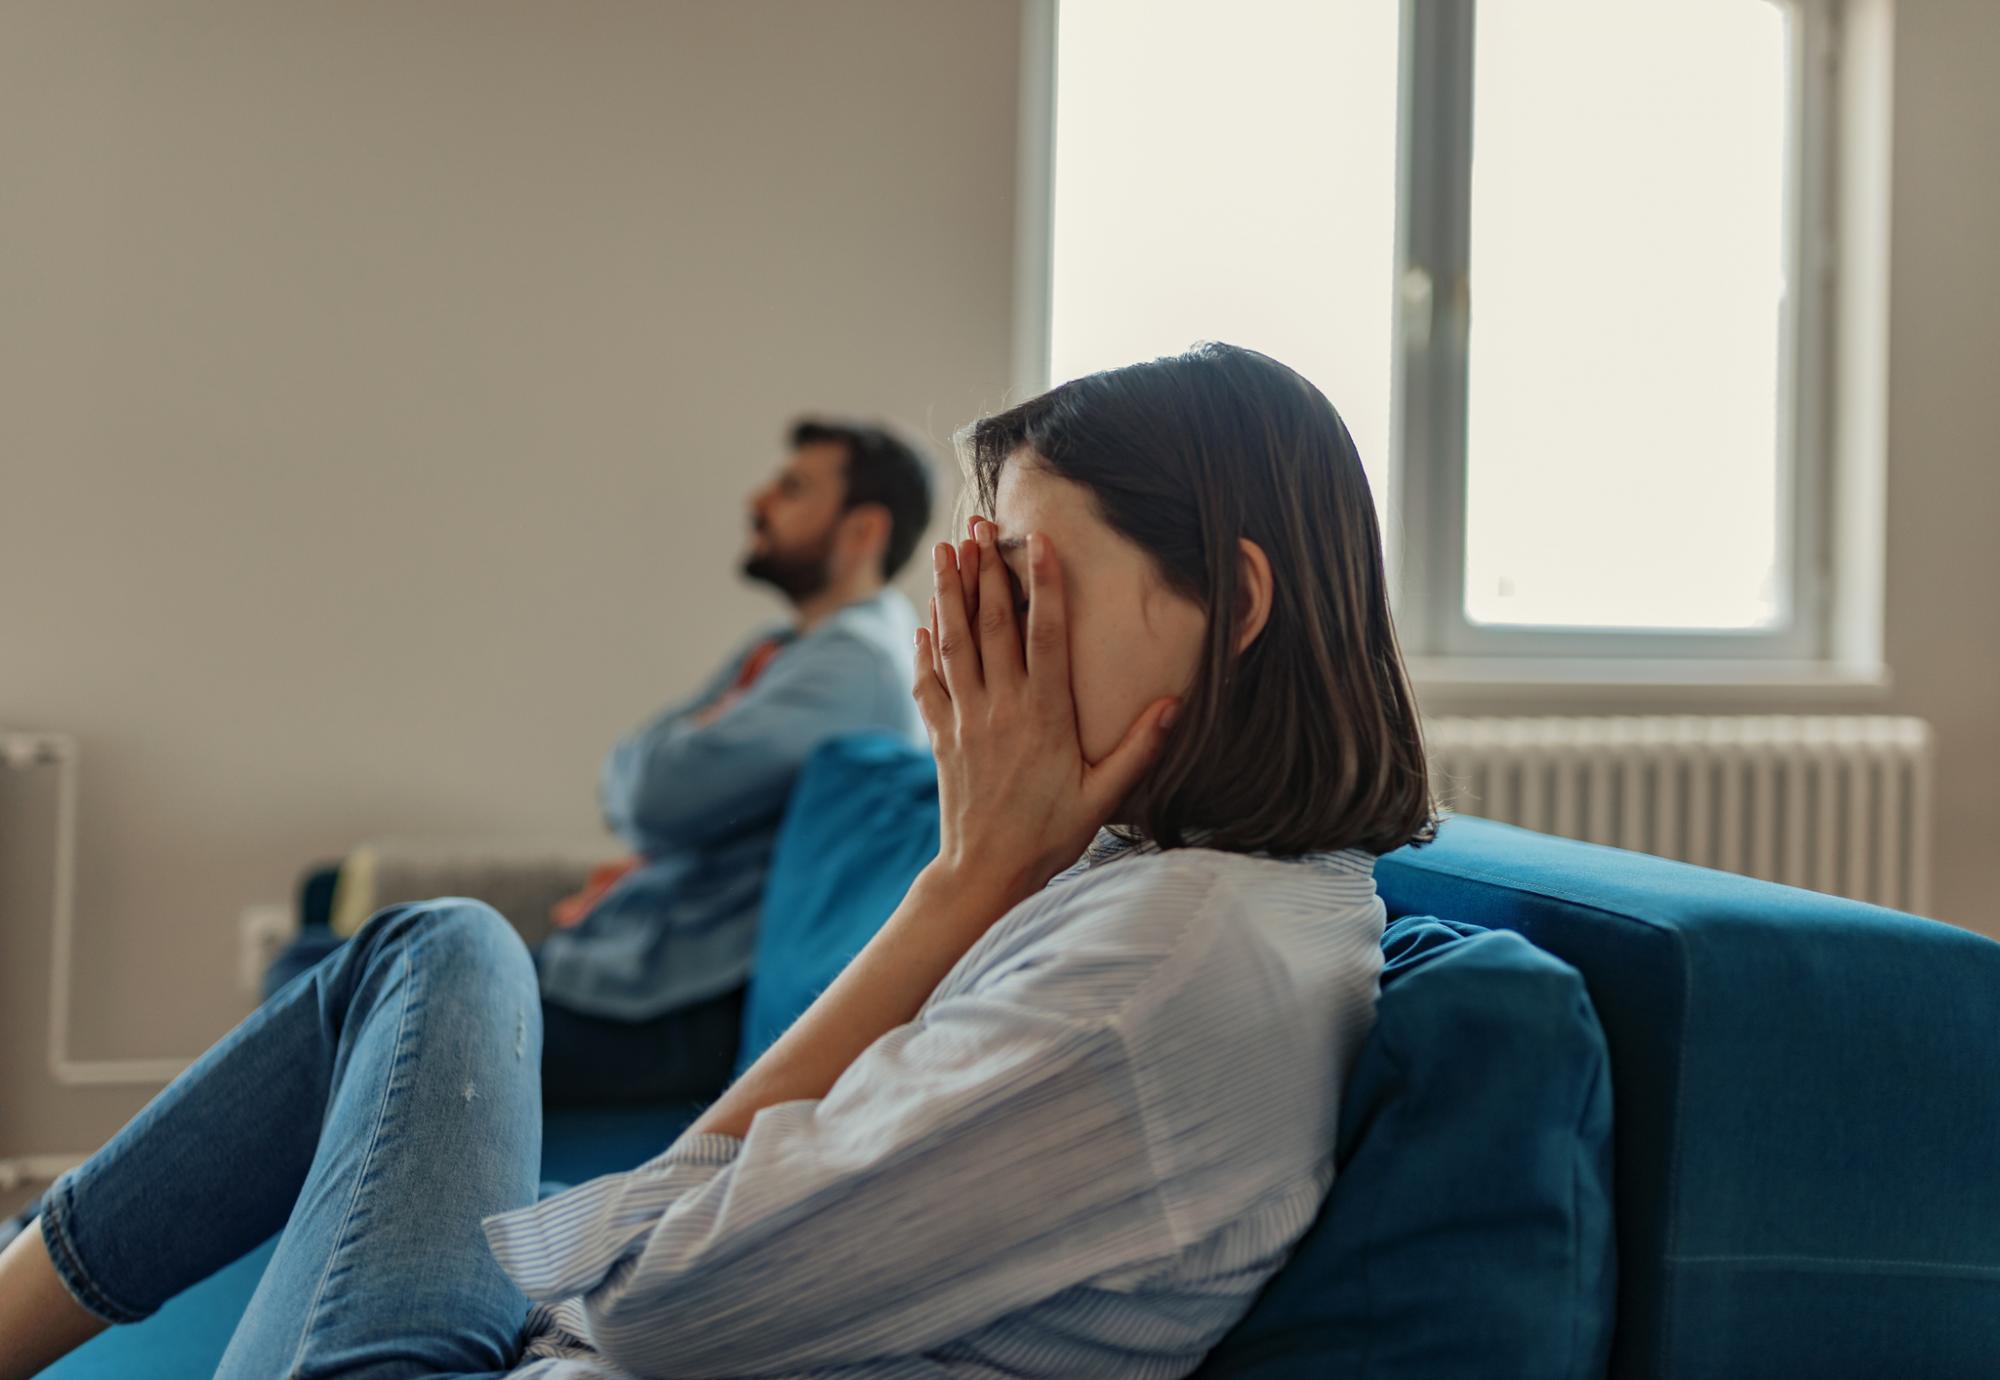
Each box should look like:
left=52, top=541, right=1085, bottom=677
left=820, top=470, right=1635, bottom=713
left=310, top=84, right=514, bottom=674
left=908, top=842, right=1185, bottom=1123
left=0, top=421, right=933, bottom=1255
left=533, top=418, right=929, bottom=1103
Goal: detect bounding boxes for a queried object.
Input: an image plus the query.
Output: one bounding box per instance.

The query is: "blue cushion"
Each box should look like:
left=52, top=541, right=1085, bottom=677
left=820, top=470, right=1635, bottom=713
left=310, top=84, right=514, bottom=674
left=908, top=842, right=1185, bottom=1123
left=1375, top=815, right=2000, bottom=1379
left=1195, top=915, right=1617, bottom=1379
left=736, top=732, right=939, bottom=1076
left=41, top=1102, right=705, bottom=1379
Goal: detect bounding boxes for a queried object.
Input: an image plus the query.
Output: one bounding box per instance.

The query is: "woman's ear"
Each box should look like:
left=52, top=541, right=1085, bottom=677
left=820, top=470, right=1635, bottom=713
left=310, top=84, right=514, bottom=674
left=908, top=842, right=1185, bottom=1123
left=1234, top=537, right=1273, bottom=654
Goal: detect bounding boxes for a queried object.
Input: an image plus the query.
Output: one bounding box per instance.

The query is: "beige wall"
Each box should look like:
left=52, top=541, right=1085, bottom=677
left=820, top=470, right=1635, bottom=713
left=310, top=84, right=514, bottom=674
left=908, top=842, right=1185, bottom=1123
left=1875, top=0, right=2000, bottom=933
left=0, top=0, right=1023, bottom=1157
left=4, top=0, right=1997, bottom=1162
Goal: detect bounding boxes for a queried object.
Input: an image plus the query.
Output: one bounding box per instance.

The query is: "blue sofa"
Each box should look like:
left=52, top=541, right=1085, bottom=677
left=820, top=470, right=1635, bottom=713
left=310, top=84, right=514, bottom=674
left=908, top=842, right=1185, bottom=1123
left=46, top=736, right=2000, bottom=1378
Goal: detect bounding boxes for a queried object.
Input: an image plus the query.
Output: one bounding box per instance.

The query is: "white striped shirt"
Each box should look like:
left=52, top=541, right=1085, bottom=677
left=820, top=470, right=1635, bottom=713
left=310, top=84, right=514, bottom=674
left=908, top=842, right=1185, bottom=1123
left=485, top=828, right=1386, bottom=1379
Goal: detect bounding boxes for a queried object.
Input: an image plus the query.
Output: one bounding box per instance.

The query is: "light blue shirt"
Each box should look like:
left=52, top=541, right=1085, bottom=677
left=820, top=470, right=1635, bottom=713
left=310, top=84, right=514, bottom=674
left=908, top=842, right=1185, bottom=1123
left=536, top=589, right=923, bottom=1020
left=489, top=829, right=1387, bottom=1378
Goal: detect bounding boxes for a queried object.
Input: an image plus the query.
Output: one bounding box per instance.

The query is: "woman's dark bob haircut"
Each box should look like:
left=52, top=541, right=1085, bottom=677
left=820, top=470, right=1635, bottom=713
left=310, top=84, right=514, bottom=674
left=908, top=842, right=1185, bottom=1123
left=960, top=342, right=1438, bottom=858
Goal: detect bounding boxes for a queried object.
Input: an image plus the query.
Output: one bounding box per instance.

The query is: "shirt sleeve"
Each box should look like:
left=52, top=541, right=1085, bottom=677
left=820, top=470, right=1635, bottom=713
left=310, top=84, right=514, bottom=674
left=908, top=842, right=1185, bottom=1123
left=597, top=629, right=886, bottom=854
left=595, top=635, right=763, bottom=845
left=481, top=980, right=1177, bottom=1378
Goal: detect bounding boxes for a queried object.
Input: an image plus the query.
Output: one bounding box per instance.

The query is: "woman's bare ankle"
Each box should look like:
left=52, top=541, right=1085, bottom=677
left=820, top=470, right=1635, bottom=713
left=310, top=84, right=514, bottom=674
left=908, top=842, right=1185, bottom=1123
left=0, top=1216, right=111, bottom=1380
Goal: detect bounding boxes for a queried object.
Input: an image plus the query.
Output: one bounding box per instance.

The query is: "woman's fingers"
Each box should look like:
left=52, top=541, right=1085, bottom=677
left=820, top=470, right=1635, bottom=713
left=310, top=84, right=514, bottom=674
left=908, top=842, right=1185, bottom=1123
left=1083, top=697, right=1182, bottom=815
left=972, top=520, right=1023, bottom=687
left=1024, top=532, right=1072, bottom=721
left=961, top=516, right=982, bottom=612
left=932, top=540, right=981, bottom=697
left=912, top=627, right=949, bottom=735
left=958, top=535, right=980, bottom=621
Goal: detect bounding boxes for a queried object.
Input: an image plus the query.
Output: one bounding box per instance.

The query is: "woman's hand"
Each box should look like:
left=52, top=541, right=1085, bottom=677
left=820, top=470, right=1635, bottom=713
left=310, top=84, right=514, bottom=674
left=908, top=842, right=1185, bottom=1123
left=912, top=518, right=1180, bottom=913
left=684, top=521, right=1178, bottom=1144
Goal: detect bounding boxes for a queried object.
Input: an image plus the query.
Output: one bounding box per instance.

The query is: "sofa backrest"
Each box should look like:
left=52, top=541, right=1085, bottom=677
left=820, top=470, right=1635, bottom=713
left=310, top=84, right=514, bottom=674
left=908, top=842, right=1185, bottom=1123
left=738, top=732, right=941, bottom=1076
left=1376, top=815, right=2000, bottom=1378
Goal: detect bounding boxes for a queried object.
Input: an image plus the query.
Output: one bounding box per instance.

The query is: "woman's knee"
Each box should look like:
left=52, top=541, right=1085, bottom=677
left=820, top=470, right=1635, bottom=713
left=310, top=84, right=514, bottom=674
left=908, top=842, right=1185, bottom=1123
left=355, top=898, right=534, bottom=991
left=417, top=899, right=534, bottom=981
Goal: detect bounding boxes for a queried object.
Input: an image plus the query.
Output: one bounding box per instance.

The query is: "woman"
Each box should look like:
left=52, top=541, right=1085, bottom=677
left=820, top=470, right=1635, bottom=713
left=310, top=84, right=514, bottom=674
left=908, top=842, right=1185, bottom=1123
left=0, top=342, right=1436, bottom=1379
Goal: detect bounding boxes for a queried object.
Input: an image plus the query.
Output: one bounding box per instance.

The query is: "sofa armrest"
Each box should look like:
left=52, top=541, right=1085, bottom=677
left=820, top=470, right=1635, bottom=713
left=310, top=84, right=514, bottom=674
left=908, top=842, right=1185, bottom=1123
left=1376, top=815, right=2000, bottom=1379
left=330, top=837, right=626, bottom=948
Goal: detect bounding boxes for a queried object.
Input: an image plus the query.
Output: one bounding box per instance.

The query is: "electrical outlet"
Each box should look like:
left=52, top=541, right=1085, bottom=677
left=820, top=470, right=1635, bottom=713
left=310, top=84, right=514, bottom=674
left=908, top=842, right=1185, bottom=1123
left=237, top=904, right=296, bottom=996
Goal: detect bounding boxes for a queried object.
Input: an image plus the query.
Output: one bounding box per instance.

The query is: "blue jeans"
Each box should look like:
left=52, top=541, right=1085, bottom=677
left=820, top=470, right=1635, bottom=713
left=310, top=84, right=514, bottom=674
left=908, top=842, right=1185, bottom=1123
left=267, top=925, right=747, bottom=1108
left=41, top=900, right=544, bottom=1379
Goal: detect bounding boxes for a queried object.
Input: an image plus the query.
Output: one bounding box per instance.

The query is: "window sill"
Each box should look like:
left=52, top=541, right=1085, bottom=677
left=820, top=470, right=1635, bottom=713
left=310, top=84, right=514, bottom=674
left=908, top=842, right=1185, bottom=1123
left=1407, top=657, right=1894, bottom=709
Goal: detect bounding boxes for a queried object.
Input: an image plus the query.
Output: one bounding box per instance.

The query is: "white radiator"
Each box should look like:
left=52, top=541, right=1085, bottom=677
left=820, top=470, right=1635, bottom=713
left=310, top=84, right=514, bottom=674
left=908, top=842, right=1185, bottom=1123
left=1423, top=715, right=1934, bottom=915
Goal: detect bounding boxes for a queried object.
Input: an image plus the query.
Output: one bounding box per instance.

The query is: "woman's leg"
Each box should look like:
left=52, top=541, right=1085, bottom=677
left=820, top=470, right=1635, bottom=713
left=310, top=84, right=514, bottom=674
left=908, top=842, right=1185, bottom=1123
left=263, top=921, right=349, bottom=1000
left=0, top=1220, right=107, bottom=1379
left=25, top=899, right=544, bottom=1380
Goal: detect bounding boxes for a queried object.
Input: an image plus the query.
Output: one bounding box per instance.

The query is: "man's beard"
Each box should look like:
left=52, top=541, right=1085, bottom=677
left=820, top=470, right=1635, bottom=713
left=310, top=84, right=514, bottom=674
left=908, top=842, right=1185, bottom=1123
left=741, top=527, right=836, bottom=604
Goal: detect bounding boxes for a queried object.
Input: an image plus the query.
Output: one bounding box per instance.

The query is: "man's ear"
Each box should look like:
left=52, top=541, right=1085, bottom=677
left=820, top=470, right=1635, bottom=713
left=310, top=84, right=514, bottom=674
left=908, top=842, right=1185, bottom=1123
left=1234, top=537, right=1273, bottom=654
left=840, top=502, right=893, bottom=570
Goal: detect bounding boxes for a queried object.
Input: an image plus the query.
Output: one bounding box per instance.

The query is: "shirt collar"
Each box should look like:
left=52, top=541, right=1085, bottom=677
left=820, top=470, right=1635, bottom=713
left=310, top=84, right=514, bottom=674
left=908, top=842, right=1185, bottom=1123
left=1069, top=826, right=1377, bottom=879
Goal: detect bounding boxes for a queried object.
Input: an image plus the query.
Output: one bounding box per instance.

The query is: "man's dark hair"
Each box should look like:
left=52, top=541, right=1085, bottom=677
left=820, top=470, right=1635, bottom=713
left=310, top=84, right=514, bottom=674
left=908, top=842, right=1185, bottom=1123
left=959, top=342, right=1439, bottom=859
left=789, top=418, right=934, bottom=580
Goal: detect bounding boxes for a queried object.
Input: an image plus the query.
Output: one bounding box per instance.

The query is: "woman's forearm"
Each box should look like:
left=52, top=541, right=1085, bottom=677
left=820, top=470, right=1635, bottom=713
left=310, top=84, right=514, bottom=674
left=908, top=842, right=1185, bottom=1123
left=684, top=862, right=1026, bottom=1142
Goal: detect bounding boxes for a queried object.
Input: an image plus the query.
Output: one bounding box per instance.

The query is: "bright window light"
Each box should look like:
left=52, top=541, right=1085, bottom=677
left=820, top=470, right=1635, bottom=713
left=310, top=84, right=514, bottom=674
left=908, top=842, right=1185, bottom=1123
left=1048, top=0, right=1400, bottom=520
left=1462, top=0, right=1793, bottom=631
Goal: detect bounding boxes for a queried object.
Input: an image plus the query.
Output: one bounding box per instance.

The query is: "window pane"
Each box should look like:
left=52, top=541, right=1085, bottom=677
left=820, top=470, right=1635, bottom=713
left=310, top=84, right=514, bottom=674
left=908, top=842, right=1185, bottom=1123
left=1050, top=0, right=1399, bottom=523
left=1463, top=0, right=1792, bottom=631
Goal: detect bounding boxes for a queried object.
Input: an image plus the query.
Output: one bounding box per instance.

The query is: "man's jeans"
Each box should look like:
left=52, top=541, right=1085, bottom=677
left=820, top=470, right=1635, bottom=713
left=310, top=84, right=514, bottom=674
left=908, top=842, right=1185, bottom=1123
left=39, top=901, right=543, bottom=1378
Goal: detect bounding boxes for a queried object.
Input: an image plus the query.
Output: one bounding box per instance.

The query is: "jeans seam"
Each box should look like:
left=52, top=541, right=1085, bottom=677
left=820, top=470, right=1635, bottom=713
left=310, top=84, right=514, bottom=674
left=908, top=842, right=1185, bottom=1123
left=283, top=937, right=424, bottom=1376
left=38, top=1174, right=150, bottom=1325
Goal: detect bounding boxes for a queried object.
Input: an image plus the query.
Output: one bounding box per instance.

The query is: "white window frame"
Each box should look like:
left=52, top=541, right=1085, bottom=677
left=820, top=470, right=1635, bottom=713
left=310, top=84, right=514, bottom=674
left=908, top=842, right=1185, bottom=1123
left=1019, top=0, right=1886, bottom=696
